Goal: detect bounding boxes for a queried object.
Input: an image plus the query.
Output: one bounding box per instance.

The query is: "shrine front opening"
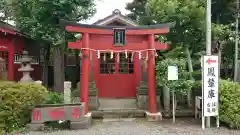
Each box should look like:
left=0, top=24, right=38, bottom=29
left=61, top=19, right=174, bottom=115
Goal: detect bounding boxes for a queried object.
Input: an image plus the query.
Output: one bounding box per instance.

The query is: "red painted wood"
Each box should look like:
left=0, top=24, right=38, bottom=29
left=97, top=74, right=136, bottom=97
left=0, top=28, right=17, bottom=35
left=147, top=34, right=157, bottom=113
left=80, top=33, right=90, bottom=114
left=94, top=53, right=140, bottom=98
left=66, top=26, right=169, bottom=35
left=0, top=33, right=40, bottom=82
left=8, top=50, right=14, bottom=81
left=68, top=41, right=168, bottom=51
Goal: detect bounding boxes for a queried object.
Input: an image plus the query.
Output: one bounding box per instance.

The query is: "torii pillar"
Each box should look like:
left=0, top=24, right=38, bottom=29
left=80, top=33, right=90, bottom=114
left=148, top=34, right=157, bottom=113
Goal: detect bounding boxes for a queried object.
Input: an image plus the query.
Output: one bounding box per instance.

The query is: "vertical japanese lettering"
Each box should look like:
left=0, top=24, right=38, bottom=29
left=207, top=67, right=215, bottom=76
left=72, top=107, right=81, bottom=119
left=204, top=56, right=219, bottom=117
left=208, top=89, right=215, bottom=99
left=208, top=78, right=215, bottom=87
left=32, top=109, right=42, bottom=121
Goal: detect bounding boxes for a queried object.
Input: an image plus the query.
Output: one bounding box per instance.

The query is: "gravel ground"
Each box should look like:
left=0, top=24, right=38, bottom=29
left=20, top=118, right=240, bottom=135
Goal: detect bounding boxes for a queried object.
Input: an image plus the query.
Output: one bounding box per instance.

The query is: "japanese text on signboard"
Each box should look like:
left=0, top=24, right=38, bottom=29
left=203, top=56, right=219, bottom=117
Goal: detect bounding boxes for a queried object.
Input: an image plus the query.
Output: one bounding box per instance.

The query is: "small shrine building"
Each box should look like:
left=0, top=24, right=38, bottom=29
left=0, top=21, right=42, bottom=81
left=60, top=9, right=174, bottom=120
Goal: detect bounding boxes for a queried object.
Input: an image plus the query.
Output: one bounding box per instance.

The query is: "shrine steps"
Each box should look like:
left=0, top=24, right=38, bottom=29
left=91, top=98, right=145, bottom=121
left=91, top=108, right=146, bottom=122
left=90, top=98, right=194, bottom=121
left=98, top=98, right=137, bottom=109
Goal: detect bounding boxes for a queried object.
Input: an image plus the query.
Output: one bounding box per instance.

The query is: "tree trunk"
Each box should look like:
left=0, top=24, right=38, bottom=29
left=163, top=85, right=170, bottom=115
left=53, top=46, right=65, bottom=92
left=42, top=44, right=50, bottom=87
left=185, top=47, right=193, bottom=108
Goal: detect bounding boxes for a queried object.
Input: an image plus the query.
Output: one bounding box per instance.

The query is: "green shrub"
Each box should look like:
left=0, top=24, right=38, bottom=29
left=191, top=80, right=202, bottom=91
left=45, top=91, right=63, bottom=104
left=192, top=70, right=201, bottom=80
left=219, top=79, right=240, bottom=128
left=0, top=81, right=48, bottom=132
left=190, top=79, right=240, bottom=128
left=156, top=58, right=193, bottom=95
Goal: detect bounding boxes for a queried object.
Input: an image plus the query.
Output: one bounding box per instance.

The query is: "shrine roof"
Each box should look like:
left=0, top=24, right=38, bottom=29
left=60, top=19, right=175, bottom=31
left=0, top=21, right=31, bottom=38
left=92, top=9, right=138, bottom=26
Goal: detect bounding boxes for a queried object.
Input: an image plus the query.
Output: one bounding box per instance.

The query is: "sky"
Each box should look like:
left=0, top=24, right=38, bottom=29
left=82, top=0, right=133, bottom=24
left=4, top=0, right=133, bottom=26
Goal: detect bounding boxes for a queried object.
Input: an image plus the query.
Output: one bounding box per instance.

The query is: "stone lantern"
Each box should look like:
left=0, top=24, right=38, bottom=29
left=18, top=51, right=34, bottom=82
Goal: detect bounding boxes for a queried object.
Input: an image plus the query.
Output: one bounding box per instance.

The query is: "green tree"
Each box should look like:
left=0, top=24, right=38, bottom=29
left=7, top=0, right=96, bottom=91
left=0, top=0, right=13, bottom=21
left=125, top=0, right=150, bottom=24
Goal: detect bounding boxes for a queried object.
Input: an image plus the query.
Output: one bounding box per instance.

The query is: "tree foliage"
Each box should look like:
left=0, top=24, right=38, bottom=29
left=6, top=0, right=96, bottom=45
left=125, top=0, right=149, bottom=24
left=156, top=58, right=193, bottom=95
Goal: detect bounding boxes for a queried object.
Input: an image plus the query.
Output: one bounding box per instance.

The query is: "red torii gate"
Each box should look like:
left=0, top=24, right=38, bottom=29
left=60, top=20, right=174, bottom=116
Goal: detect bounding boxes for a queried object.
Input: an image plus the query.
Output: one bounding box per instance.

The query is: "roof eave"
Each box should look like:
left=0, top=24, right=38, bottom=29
left=60, top=19, right=175, bottom=30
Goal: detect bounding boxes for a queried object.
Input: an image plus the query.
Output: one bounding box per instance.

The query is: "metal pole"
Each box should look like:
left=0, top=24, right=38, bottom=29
left=234, top=0, right=239, bottom=82
left=206, top=0, right=212, bottom=55
left=206, top=0, right=212, bottom=128
left=202, top=56, right=205, bottom=129
left=172, top=91, right=175, bottom=123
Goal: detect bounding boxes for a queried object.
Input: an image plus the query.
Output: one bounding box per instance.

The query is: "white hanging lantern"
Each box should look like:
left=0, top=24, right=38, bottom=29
left=146, top=51, right=148, bottom=60
left=125, top=50, right=128, bottom=58
left=155, top=51, right=158, bottom=57
left=110, top=51, right=114, bottom=59
left=131, top=52, right=134, bottom=62
left=103, top=53, right=106, bottom=61
left=117, top=53, right=120, bottom=63
left=79, top=50, right=82, bottom=58
left=138, top=51, right=141, bottom=59
left=97, top=50, right=100, bottom=59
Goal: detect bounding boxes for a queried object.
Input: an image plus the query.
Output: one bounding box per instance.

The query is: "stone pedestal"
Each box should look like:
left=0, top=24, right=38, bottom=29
left=64, top=81, right=71, bottom=104
left=88, top=82, right=99, bottom=110
left=145, top=111, right=162, bottom=122
left=26, top=123, right=45, bottom=131
left=74, top=81, right=99, bottom=110
left=35, top=80, right=42, bottom=85
left=70, top=112, right=92, bottom=129
left=136, top=81, right=161, bottom=110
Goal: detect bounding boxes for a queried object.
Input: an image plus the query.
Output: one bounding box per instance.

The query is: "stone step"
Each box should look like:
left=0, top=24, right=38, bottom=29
left=91, top=108, right=146, bottom=118
left=98, top=98, right=137, bottom=109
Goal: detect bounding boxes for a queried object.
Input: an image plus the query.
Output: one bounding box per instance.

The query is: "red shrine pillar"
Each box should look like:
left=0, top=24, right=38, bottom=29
left=8, top=50, right=14, bottom=81
left=80, top=33, right=90, bottom=114
left=147, top=34, right=157, bottom=113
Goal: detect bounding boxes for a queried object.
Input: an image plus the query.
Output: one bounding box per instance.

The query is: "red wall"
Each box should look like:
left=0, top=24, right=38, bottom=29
left=14, top=64, right=42, bottom=81
left=88, top=35, right=145, bottom=98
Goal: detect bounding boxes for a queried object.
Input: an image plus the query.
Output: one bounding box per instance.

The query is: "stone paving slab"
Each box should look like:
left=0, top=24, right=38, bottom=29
left=20, top=118, right=240, bottom=135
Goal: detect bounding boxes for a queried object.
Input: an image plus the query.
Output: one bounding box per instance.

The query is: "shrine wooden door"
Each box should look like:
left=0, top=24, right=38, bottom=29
left=95, top=52, right=139, bottom=98
left=0, top=51, right=8, bottom=80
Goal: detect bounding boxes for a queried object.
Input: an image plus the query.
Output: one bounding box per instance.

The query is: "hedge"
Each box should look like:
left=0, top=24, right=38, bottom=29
left=0, top=81, right=48, bottom=133
left=191, top=79, right=240, bottom=128
left=219, top=80, right=240, bottom=128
